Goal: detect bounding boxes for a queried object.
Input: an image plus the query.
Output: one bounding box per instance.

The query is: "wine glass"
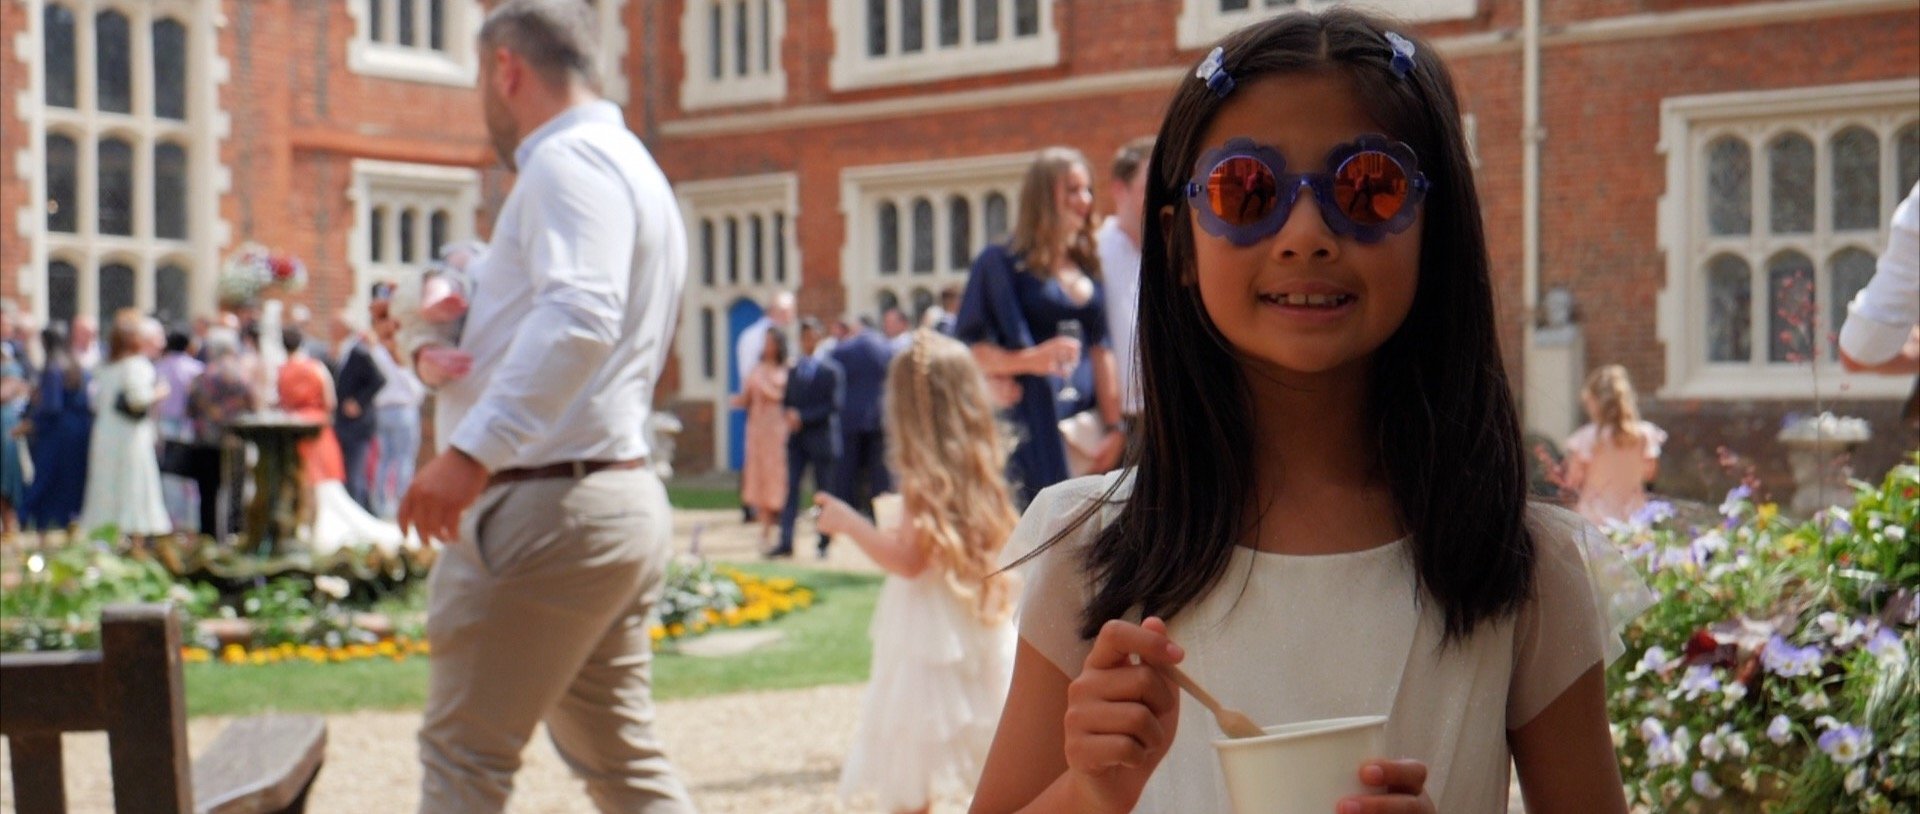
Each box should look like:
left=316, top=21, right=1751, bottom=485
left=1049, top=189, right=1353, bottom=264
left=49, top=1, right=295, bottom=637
left=1054, top=319, right=1084, bottom=403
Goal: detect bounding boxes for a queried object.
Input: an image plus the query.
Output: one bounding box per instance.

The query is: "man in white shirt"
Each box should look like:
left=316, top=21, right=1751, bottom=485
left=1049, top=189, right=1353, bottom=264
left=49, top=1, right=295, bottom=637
left=398, top=2, right=693, bottom=810
left=1097, top=136, right=1154, bottom=436
left=1839, top=182, right=1920, bottom=376
left=734, top=291, right=796, bottom=387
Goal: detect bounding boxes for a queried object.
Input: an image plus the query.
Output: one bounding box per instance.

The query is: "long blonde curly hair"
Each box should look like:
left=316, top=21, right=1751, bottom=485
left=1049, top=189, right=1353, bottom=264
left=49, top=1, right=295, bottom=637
left=1583, top=364, right=1646, bottom=447
left=885, top=329, right=1021, bottom=624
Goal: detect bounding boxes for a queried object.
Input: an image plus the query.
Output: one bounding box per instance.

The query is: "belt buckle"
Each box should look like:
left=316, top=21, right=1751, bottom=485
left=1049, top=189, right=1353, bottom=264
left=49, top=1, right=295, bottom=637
left=571, top=460, right=588, bottom=478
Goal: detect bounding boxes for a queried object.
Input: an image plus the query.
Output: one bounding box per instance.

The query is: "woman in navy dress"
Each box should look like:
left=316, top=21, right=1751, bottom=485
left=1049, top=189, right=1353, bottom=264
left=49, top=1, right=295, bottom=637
left=21, top=322, right=92, bottom=536
left=956, top=147, right=1122, bottom=505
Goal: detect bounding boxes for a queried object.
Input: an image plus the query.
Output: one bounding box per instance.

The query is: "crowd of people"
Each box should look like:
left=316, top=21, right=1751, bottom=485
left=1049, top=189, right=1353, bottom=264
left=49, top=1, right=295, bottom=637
left=0, top=289, right=430, bottom=551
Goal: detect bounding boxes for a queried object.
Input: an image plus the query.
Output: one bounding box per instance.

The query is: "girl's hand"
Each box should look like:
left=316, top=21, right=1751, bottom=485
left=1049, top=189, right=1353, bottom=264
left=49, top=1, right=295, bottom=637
left=812, top=492, right=861, bottom=537
left=1338, top=760, right=1434, bottom=814
left=1064, top=617, right=1183, bottom=813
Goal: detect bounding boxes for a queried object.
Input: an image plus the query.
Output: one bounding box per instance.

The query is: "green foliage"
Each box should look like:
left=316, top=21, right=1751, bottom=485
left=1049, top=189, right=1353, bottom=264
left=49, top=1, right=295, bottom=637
left=1608, top=458, right=1919, bottom=812
left=1, top=543, right=218, bottom=651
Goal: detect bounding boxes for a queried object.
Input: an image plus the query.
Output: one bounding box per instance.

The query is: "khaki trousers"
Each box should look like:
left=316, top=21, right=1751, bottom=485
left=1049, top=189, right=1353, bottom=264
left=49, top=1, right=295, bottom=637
left=418, top=467, right=695, bottom=813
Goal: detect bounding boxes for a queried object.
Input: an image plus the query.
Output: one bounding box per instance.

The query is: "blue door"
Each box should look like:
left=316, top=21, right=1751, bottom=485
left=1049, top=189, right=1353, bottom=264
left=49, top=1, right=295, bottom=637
left=726, top=297, right=764, bottom=471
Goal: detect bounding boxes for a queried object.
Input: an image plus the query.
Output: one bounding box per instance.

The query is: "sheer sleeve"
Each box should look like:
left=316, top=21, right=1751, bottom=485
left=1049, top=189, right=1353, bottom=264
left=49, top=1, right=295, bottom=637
left=1508, top=504, right=1620, bottom=728
left=1009, top=473, right=1126, bottom=678
left=1640, top=422, right=1668, bottom=460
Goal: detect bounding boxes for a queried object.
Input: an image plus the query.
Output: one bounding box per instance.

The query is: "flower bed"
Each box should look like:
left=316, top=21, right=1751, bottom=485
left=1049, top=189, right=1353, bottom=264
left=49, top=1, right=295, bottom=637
left=1608, top=458, right=1917, bottom=811
left=650, top=559, right=815, bottom=644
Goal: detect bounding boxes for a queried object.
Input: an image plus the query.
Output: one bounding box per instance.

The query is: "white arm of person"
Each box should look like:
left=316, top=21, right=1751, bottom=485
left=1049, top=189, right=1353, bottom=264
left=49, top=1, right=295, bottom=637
left=1838, top=183, right=1920, bottom=373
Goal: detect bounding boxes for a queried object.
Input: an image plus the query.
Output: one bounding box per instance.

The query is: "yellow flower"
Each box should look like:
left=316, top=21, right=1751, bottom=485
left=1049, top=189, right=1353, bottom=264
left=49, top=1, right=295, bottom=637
left=668, top=623, right=686, bottom=638
left=221, top=643, right=247, bottom=664
left=1758, top=503, right=1779, bottom=523
left=181, top=647, right=211, bottom=663
left=650, top=625, right=666, bottom=642
left=376, top=641, right=399, bottom=657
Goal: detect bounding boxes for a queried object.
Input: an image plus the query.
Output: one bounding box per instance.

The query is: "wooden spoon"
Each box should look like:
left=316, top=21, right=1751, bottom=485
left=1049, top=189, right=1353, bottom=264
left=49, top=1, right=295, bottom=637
left=1163, top=664, right=1266, bottom=739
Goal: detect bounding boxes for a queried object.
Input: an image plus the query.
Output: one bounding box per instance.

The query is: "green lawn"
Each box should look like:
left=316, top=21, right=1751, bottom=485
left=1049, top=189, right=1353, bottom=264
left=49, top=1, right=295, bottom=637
left=666, top=483, right=743, bottom=510
left=184, top=563, right=880, bottom=717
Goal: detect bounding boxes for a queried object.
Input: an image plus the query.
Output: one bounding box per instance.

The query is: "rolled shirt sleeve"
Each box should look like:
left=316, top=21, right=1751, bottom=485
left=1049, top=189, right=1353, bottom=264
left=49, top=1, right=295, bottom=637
left=1838, top=183, right=1920, bottom=365
left=447, top=148, right=636, bottom=472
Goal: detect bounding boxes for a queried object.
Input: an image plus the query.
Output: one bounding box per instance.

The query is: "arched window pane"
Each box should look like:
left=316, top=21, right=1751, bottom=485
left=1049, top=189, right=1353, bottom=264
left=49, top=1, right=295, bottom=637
left=701, top=219, right=716, bottom=286
left=948, top=195, right=972, bottom=269
left=371, top=0, right=386, bottom=42
left=155, top=143, right=188, bottom=240
left=370, top=206, right=388, bottom=263
left=98, top=139, right=134, bottom=236
left=700, top=307, right=716, bottom=379
left=1706, top=254, right=1751, bottom=363
left=1766, top=251, right=1815, bottom=363
left=750, top=215, right=764, bottom=284
left=773, top=213, right=788, bottom=283
left=984, top=192, right=1009, bottom=241
left=1897, top=122, right=1919, bottom=199
left=156, top=264, right=190, bottom=326
left=429, top=210, right=449, bottom=257
left=1015, top=0, right=1039, bottom=36
left=902, top=0, right=924, bottom=53
left=1767, top=133, right=1814, bottom=234
left=399, top=209, right=418, bottom=263
left=99, top=263, right=135, bottom=326
left=96, top=10, right=131, bottom=113
left=1706, top=136, right=1750, bottom=236
left=760, top=0, right=772, bottom=72
left=1830, top=248, right=1875, bottom=356
left=398, top=0, right=416, bottom=47
left=911, top=287, right=934, bottom=322
left=154, top=19, right=188, bottom=120
left=734, top=0, right=749, bottom=75
left=911, top=198, right=934, bottom=273
left=1830, top=127, right=1879, bottom=231
left=975, top=0, right=999, bottom=42
left=48, top=261, right=79, bottom=325
left=46, top=134, right=77, bottom=233
left=726, top=217, right=740, bottom=283
left=428, top=0, right=445, bottom=50
left=709, top=3, right=724, bottom=79
left=1222, top=0, right=1250, bottom=10
left=45, top=5, right=76, bottom=109
left=878, top=202, right=899, bottom=275
left=877, top=289, right=899, bottom=315
left=867, top=0, right=887, bottom=56
left=938, top=0, right=960, bottom=46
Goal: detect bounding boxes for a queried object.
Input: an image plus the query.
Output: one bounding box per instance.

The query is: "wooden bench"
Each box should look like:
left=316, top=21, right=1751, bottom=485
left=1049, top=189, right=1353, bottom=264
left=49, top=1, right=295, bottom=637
left=1, top=604, right=328, bottom=814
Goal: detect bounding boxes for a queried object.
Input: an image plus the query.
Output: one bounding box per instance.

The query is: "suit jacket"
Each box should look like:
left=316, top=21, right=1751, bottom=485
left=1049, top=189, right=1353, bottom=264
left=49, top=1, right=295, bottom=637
left=783, top=355, right=843, bottom=452
left=330, top=339, right=386, bottom=442
left=829, top=329, right=894, bottom=435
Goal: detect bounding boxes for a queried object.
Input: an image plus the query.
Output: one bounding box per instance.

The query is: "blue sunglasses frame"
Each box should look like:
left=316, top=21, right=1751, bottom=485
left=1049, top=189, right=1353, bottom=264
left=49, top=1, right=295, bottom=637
left=1184, top=134, right=1431, bottom=247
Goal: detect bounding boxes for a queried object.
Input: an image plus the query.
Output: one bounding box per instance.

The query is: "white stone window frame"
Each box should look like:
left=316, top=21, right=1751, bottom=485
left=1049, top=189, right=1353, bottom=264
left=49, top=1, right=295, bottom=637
left=680, top=0, right=785, bottom=110
left=14, top=0, right=230, bottom=326
left=347, top=0, right=479, bottom=87
left=1655, top=79, right=1919, bottom=402
left=1177, top=0, right=1478, bottom=50
left=829, top=0, right=1060, bottom=91
left=594, top=0, right=631, bottom=105
left=347, top=159, right=482, bottom=317
left=840, top=152, right=1029, bottom=329
left=674, top=172, right=798, bottom=470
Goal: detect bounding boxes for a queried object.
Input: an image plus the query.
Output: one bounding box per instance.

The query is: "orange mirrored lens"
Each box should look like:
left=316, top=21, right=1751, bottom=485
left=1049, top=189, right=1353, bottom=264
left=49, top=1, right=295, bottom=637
left=1206, top=157, right=1280, bottom=226
left=1332, top=152, right=1409, bottom=225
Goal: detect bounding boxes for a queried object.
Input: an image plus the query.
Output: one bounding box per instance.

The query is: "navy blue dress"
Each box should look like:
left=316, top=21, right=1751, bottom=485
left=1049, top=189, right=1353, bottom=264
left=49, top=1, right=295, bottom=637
left=21, top=363, right=92, bottom=531
left=955, top=244, right=1107, bottom=506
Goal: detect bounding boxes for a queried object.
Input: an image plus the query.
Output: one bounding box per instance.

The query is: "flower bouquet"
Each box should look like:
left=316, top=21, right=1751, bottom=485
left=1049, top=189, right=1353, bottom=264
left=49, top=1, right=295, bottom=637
left=217, top=242, right=308, bottom=307
left=1607, top=458, right=1918, bottom=812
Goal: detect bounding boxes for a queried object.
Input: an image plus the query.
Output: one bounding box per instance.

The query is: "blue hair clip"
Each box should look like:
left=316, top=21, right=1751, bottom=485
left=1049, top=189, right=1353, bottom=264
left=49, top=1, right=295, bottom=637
left=1195, top=46, right=1235, bottom=99
left=1385, top=32, right=1416, bottom=78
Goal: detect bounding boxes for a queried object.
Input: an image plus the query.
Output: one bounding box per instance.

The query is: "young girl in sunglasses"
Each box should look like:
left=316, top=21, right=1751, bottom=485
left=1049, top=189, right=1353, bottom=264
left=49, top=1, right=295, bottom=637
left=972, top=10, right=1635, bottom=814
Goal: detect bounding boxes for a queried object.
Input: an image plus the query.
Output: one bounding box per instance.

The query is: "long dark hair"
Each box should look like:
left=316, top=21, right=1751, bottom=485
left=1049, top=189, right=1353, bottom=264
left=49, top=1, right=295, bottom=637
left=40, top=323, right=82, bottom=391
left=1039, top=9, right=1534, bottom=645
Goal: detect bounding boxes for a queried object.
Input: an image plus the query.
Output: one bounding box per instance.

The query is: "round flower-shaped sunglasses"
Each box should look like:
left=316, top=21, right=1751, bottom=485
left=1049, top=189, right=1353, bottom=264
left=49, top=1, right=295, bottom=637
left=1184, top=134, right=1431, bottom=246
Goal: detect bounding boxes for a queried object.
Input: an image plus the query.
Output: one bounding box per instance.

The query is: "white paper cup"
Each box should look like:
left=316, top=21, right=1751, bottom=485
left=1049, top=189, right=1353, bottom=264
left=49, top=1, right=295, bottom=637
left=1213, top=715, right=1388, bottom=814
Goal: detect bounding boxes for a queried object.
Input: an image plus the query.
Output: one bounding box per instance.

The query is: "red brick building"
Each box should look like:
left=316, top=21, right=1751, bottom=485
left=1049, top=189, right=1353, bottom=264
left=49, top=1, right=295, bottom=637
left=6, top=0, right=1916, bottom=498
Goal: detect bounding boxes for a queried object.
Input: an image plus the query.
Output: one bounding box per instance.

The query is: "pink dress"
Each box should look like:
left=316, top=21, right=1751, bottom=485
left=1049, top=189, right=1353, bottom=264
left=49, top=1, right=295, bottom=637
left=739, top=363, right=789, bottom=510
left=1564, top=421, right=1666, bottom=525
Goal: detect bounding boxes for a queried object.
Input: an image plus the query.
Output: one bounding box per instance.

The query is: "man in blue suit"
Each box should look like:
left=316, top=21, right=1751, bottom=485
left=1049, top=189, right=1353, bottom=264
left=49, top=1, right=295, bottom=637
left=770, top=318, right=842, bottom=558
left=827, top=314, right=895, bottom=555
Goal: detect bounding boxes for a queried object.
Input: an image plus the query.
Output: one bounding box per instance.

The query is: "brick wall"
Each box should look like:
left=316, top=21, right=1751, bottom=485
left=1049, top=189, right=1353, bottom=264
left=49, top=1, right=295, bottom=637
left=1, top=0, right=28, bottom=306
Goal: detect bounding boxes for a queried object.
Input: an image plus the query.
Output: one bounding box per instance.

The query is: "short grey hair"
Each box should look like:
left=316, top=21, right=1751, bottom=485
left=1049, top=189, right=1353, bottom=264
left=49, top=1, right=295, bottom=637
left=479, top=0, right=600, bottom=88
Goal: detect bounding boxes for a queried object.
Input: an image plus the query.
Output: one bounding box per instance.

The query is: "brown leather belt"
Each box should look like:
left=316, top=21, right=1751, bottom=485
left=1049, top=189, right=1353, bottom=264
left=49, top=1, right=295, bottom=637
left=487, top=458, right=646, bottom=487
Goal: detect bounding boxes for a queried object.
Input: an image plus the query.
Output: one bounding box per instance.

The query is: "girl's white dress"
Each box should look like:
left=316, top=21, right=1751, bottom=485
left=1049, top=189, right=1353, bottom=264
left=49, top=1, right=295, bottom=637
left=80, top=356, right=170, bottom=536
left=839, top=567, right=1017, bottom=811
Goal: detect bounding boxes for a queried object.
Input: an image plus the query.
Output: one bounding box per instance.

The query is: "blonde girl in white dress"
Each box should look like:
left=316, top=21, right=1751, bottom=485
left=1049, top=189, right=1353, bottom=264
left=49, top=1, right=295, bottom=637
left=973, top=11, right=1644, bottom=814
left=816, top=329, right=1021, bottom=814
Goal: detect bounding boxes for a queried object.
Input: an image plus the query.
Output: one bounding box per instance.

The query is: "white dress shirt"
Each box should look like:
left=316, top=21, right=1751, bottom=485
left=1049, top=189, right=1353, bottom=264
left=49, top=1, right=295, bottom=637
left=439, top=101, right=687, bottom=471
left=734, top=317, right=771, bottom=391
left=1096, top=216, right=1143, bottom=415
left=1839, top=183, right=1920, bottom=365
left=369, top=343, right=426, bottom=409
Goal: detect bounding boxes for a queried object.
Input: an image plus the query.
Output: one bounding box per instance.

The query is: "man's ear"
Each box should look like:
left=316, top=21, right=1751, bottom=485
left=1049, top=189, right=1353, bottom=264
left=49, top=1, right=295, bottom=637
left=491, top=46, right=519, bottom=95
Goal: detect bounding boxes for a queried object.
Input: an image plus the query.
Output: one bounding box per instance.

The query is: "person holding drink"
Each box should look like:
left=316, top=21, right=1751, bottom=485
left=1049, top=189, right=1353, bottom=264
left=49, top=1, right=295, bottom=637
left=972, top=11, right=1637, bottom=813
left=955, top=147, right=1123, bottom=507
